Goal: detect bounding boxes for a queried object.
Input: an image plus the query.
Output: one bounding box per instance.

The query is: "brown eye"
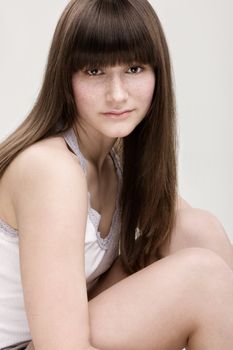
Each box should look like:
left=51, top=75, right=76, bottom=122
left=86, top=68, right=103, bottom=76
left=127, top=66, right=143, bottom=74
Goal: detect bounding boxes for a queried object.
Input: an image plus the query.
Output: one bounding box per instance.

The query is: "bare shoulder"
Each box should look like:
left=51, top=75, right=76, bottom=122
left=4, top=136, right=86, bottom=230
left=13, top=134, right=88, bottom=236
left=13, top=138, right=91, bottom=349
left=4, top=135, right=77, bottom=187
left=12, top=135, right=76, bottom=167
left=13, top=135, right=86, bottom=197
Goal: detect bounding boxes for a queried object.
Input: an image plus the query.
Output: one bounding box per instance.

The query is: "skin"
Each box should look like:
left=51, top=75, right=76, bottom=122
left=70, top=62, right=156, bottom=238
left=2, top=62, right=233, bottom=350
left=88, top=204, right=233, bottom=301
left=71, top=63, right=156, bottom=171
left=25, top=248, right=233, bottom=350
left=19, top=185, right=233, bottom=350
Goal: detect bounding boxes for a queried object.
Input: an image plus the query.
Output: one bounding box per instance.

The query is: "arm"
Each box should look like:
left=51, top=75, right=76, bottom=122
left=13, top=146, right=99, bottom=350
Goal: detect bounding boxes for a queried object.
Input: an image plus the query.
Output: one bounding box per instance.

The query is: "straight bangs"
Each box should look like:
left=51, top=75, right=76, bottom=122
left=69, top=0, right=158, bottom=71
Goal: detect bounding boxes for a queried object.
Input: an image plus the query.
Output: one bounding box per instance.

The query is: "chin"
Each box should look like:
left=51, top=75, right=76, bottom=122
left=105, top=123, right=140, bottom=138
left=106, top=128, right=135, bottom=138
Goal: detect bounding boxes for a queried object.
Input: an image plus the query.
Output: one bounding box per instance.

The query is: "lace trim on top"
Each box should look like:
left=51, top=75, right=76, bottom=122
left=0, top=128, right=122, bottom=249
left=62, top=128, right=122, bottom=250
left=0, top=218, right=18, bottom=236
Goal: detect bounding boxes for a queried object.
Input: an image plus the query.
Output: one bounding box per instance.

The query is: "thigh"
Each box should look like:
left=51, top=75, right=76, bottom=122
left=18, top=248, right=230, bottom=350
left=88, top=247, right=220, bottom=350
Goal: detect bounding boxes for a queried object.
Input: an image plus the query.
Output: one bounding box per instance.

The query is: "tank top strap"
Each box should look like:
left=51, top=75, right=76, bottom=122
left=62, top=127, right=122, bottom=179
left=62, top=128, right=87, bottom=175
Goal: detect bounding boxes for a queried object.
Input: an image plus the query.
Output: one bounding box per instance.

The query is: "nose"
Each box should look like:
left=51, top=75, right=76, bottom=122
left=106, top=75, right=128, bottom=105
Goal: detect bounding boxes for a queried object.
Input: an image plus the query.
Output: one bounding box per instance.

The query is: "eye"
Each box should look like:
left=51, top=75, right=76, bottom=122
left=127, top=66, right=144, bottom=74
left=85, top=68, right=103, bottom=76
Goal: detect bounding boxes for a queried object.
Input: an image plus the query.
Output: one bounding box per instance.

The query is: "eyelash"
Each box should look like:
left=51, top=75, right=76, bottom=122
left=84, top=65, right=144, bottom=76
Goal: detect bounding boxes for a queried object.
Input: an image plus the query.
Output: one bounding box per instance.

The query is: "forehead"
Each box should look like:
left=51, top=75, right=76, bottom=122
left=69, top=1, right=157, bottom=72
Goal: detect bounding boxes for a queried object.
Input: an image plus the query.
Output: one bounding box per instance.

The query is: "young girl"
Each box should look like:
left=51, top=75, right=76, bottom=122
left=1, top=1, right=233, bottom=349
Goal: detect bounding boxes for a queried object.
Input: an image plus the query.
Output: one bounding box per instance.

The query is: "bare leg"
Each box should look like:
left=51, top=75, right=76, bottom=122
left=88, top=248, right=233, bottom=350
left=26, top=247, right=233, bottom=350
left=88, top=242, right=233, bottom=300
left=158, top=208, right=233, bottom=271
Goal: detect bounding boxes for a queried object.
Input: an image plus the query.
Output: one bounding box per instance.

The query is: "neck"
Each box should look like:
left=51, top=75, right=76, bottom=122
left=73, top=122, right=117, bottom=173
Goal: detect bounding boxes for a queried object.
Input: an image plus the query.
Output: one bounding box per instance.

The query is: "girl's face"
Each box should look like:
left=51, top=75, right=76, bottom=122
left=72, top=63, right=155, bottom=139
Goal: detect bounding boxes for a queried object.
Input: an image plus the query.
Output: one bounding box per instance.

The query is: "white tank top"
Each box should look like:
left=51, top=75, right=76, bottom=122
left=0, top=127, right=122, bottom=348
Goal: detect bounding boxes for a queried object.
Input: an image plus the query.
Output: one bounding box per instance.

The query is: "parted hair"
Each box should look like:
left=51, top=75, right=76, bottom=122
left=0, top=0, right=178, bottom=273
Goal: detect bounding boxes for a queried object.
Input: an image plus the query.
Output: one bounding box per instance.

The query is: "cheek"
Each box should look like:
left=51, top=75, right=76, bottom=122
left=72, top=75, right=104, bottom=109
left=133, top=75, right=155, bottom=106
left=145, top=75, right=156, bottom=100
left=73, top=84, right=96, bottom=106
left=72, top=86, right=92, bottom=119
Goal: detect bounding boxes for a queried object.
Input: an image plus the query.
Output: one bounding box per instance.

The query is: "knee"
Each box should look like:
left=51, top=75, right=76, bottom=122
left=171, top=246, right=228, bottom=269
left=146, top=247, right=233, bottom=318
left=150, top=246, right=230, bottom=281
left=169, top=247, right=233, bottom=286
left=174, top=248, right=233, bottom=319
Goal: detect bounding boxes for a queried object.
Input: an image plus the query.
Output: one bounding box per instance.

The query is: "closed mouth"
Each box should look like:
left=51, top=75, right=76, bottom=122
left=103, top=109, right=133, bottom=116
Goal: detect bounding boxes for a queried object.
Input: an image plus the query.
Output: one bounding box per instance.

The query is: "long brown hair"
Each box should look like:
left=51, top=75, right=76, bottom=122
left=0, top=0, right=177, bottom=273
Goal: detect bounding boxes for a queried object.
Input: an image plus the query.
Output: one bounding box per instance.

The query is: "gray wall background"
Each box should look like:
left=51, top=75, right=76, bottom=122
left=0, top=1, right=232, bottom=241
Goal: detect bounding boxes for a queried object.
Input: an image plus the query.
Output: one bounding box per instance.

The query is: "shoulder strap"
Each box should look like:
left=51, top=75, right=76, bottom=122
left=62, top=128, right=87, bottom=175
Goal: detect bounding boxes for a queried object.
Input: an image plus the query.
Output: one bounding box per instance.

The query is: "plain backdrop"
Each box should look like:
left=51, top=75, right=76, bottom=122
left=0, top=1, right=232, bottom=241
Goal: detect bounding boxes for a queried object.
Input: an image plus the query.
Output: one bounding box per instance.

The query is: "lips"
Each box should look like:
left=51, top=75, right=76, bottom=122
left=103, top=109, right=133, bottom=116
